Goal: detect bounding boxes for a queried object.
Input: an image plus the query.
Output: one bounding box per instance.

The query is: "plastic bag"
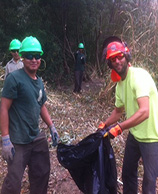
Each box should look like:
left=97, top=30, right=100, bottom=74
left=57, top=129, right=117, bottom=194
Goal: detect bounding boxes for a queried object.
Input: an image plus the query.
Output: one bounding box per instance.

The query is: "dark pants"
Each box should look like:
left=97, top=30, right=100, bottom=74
left=73, top=70, right=83, bottom=93
left=122, top=132, right=158, bottom=194
left=1, top=132, right=50, bottom=194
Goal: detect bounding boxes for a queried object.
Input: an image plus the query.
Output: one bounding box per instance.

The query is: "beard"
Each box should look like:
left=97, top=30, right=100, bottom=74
left=113, top=60, right=128, bottom=78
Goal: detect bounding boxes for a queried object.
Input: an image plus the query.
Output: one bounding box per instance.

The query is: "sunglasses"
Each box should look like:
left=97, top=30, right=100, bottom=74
left=110, top=53, right=124, bottom=63
left=23, top=54, right=41, bottom=60
left=11, top=50, right=19, bottom=53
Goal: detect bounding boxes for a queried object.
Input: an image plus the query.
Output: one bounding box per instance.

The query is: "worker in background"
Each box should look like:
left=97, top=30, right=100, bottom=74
left=73, top=43, right=86, bottom=94
left=4, top=39, right=24, bottom=79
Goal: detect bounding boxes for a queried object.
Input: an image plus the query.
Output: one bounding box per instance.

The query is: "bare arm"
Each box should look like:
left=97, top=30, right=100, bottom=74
left=40, top=104, right=59, bottom=146
left=0, top=97, right=13, bottom=136
left=105, top=106, right=124, bottom=127
left=40, top=104, right=53, bottom=127
left=119, top=96, right=149, bottom=130
left=105, top=96, right=149, bottom=132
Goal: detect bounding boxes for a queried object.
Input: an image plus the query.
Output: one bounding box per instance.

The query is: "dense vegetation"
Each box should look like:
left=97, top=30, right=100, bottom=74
left=0, top=0, right=158, bottom=86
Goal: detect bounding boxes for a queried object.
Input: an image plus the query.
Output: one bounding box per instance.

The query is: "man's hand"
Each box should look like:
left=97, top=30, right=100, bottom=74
left=2, top=135, right=15, bottom=162
left=49, top=124, right=59, bottom=147
left=108, top=124, right=122, bottom=139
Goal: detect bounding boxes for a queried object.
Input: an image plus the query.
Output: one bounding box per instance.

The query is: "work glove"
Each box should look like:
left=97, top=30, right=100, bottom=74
left=2, top=135, right=15, bottom=162
left=97, top=122, right=109, bottom=137
left=98, top=122, right=107, bottom=130
left=107, top=123, right=122, bottom=139
left=49, top=124, right=59, bottom=147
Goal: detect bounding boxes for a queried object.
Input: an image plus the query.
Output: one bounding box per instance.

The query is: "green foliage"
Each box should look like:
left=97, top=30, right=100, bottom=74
left=0, top=0, right=158, bottom=86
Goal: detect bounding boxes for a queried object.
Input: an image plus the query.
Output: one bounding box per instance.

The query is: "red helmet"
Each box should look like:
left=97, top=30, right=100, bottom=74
left=106, top=41, right=129, bottom=59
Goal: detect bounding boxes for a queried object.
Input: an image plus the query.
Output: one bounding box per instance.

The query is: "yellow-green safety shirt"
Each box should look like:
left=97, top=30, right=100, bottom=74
left=115, top=67, right=158, bottom=142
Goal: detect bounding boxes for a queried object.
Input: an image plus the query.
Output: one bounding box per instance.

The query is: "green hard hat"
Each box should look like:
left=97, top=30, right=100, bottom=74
left=78, top=43, right=84, bottom=49
left=9, top=39, right=21, bottom=50
left=19, top=36, right=43, bottom=56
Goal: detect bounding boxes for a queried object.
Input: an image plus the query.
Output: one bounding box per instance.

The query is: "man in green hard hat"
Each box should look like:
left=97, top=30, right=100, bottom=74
left=4, top=39, right=24, bottom=79
left=0, top=36, right=59, bottom=194
left=73, top=42, right=86, bottom=93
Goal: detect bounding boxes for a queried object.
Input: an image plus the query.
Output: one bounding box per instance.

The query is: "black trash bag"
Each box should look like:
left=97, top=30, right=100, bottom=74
left=57, top=129, right=117, bottom=194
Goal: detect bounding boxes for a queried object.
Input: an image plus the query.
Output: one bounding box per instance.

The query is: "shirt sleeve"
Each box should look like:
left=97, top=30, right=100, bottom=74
left=4, top=64, right=9, bottom=79
left=133, top=69, right=151, bottom=98
left=2, top=74, right=18, bottom=99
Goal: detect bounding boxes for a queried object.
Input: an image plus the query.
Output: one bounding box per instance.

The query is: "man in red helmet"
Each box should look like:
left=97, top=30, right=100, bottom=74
left=98, top=38, right=158, bottom=194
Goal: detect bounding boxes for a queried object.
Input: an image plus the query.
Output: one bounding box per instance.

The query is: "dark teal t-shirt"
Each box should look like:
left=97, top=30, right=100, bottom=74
left=2, top=68, right=47, bottom=144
